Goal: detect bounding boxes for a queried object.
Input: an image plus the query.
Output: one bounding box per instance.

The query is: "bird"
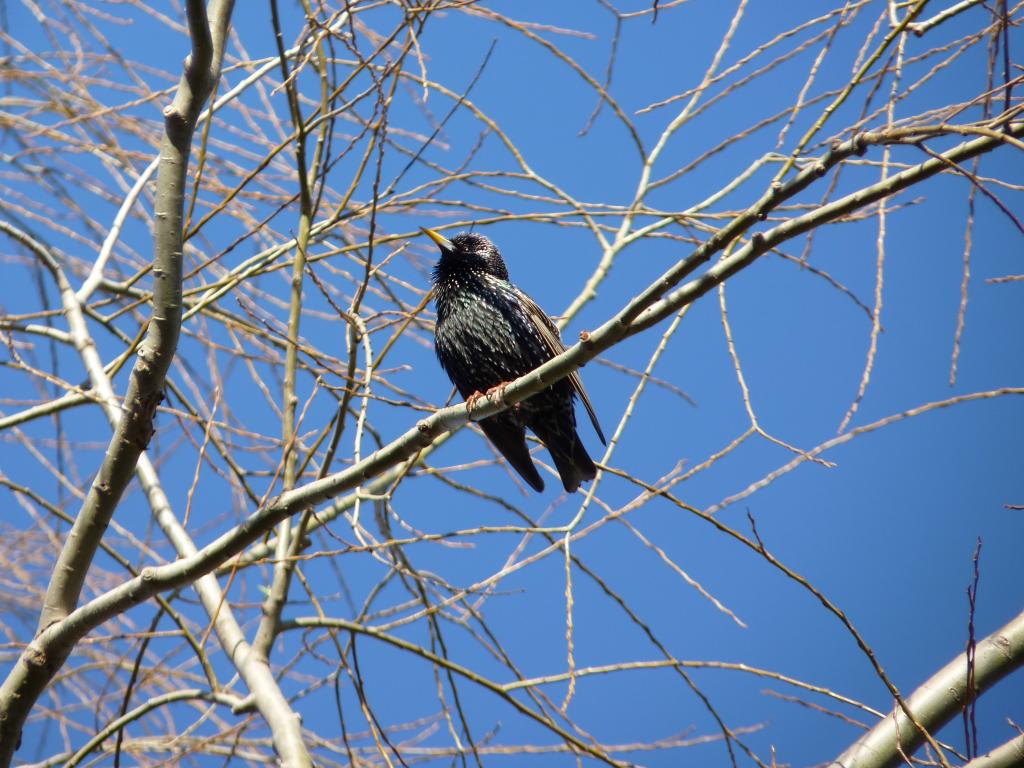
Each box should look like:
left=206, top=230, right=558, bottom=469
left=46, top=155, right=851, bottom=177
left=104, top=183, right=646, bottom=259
left=423, top=227, right=606, bottom=492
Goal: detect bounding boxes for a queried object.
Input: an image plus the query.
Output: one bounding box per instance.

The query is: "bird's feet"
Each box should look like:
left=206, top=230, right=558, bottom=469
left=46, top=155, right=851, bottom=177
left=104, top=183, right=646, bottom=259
left=465, top=390, right=487, bottom=414
left=486, top=381, right=514, bottom=408
left=465, top=382, right=514, bottom=414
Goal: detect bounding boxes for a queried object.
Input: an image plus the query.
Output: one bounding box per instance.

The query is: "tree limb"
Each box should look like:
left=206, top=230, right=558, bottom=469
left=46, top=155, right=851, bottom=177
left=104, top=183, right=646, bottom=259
left=832, top=609, right=1024, bottom=768
left=0, top=1, right=235, bottom=764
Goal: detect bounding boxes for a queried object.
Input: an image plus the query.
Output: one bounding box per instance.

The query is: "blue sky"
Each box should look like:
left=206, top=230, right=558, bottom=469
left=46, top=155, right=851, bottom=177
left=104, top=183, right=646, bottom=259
left=2, top=1, right=1022, bottom=766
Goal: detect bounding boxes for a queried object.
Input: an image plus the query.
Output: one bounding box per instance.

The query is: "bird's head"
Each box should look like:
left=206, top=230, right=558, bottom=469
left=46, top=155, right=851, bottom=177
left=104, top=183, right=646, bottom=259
left=422, top=228, right=510, bottom=281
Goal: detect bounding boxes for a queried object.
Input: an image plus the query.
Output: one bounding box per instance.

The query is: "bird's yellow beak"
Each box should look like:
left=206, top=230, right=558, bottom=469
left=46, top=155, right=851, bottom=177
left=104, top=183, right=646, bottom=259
left=420, top=227, right=455, bottom=253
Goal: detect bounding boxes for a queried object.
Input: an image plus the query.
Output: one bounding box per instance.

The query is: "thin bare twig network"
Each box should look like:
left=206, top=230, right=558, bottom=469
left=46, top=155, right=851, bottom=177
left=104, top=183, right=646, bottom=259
left=0, top=2, right=1021, bottom=768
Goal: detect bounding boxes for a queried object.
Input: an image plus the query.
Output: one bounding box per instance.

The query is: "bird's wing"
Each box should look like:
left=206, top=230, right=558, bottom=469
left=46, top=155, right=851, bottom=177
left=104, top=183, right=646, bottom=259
left=514, top=287, right=607, bottom=445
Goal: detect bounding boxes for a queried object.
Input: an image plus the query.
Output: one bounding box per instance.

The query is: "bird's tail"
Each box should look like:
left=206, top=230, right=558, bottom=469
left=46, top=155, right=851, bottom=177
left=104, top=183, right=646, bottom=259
left=543, top=429, right=597, bottom=493
left=479, top=415, right=545, bottom=492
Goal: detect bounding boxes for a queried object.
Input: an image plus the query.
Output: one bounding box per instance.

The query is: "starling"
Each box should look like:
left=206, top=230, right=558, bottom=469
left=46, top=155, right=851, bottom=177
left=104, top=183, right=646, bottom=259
left=424, top=227, right=606, bottom=492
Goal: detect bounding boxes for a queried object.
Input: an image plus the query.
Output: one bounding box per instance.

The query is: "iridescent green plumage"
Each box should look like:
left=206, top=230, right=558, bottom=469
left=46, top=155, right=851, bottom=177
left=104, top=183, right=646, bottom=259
left=426, top=229, right=605, bottom=492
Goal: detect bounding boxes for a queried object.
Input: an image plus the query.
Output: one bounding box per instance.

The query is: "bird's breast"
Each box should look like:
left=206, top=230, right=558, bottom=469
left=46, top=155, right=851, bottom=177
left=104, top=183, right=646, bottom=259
left=434, top=275, right=549, bottom=392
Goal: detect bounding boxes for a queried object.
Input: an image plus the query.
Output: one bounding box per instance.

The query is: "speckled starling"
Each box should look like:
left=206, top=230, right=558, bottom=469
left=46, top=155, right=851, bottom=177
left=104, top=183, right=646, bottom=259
left=424, top=228, right=606, bottom=493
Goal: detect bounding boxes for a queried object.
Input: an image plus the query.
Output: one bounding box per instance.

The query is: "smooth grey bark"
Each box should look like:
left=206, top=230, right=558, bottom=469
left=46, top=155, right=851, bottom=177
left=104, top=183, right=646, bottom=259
left=35, top=1, right=233, bottom=632
left=961, top=734, right=1024, bottom=768
left=831, top=609, right=1024, bottom=768
left=0, top=2, right=234, bottom=764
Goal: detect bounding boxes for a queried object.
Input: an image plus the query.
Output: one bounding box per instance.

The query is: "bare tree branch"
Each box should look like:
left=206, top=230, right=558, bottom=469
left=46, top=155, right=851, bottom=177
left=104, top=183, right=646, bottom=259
left=832, top=609, right=1024, bottom=768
